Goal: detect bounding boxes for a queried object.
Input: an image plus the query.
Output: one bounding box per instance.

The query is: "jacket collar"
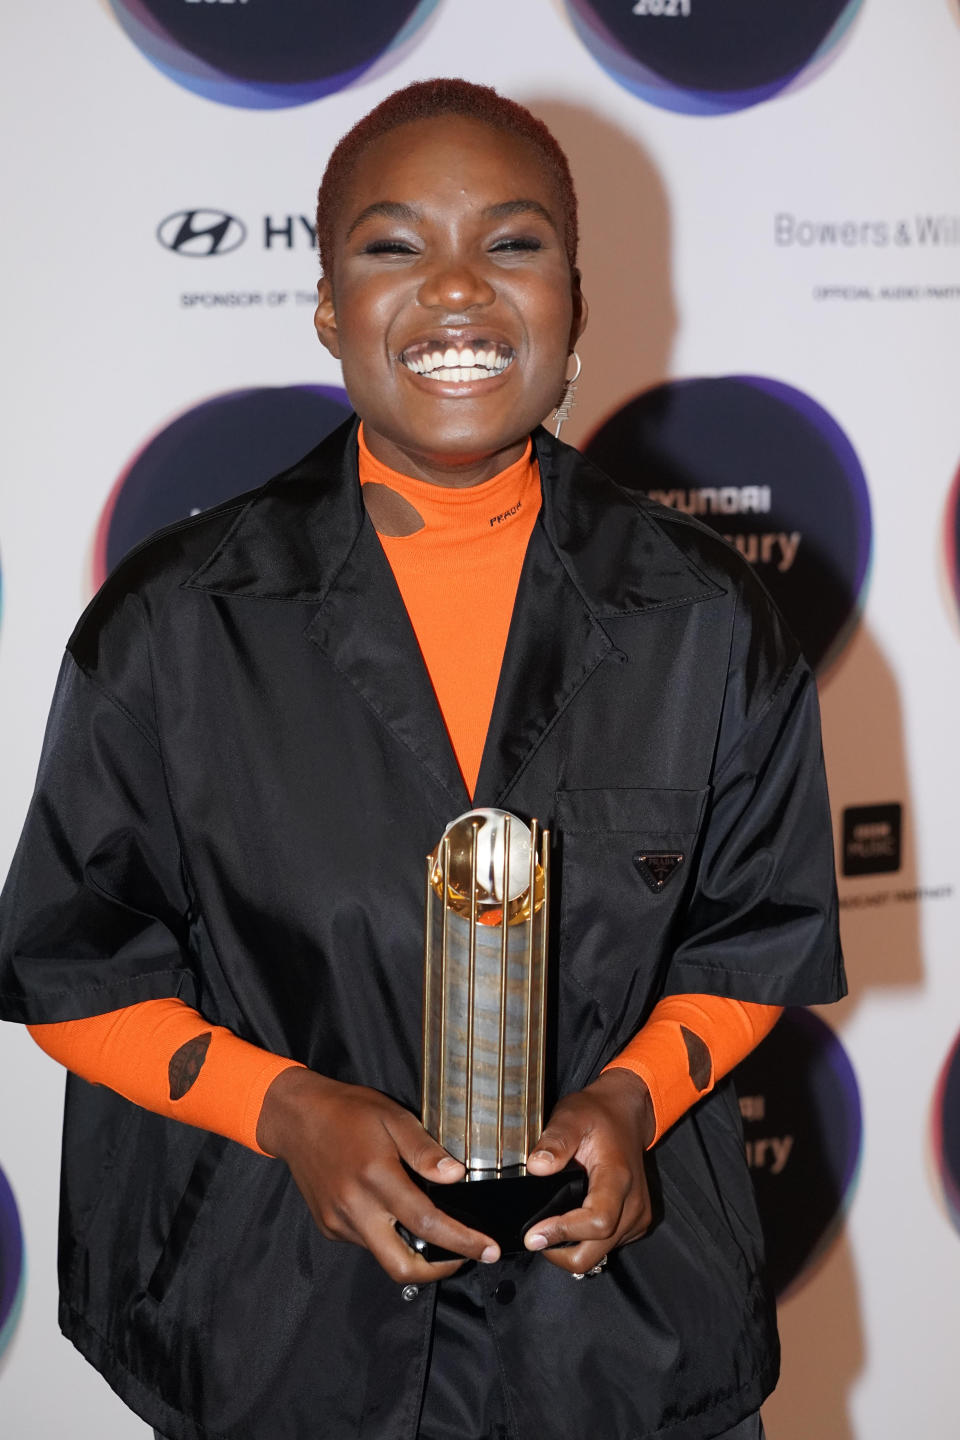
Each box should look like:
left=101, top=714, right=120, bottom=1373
left=183, top=415, right=723, bottom=617
left=183, top=416, right=723, bottom=808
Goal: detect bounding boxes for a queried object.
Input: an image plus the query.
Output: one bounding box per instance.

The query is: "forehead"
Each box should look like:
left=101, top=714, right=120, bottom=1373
left=338, top=115, right=562, bottom=225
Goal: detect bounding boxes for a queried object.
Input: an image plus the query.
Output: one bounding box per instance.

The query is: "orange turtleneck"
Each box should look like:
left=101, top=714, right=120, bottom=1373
left=27, top=432, right=779, bottom=1155
left=357, top=423, right=540, bottom=797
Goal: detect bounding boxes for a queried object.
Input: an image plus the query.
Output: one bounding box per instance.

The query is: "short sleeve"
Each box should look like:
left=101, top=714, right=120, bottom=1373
left=666, top=653, right=845, bottom=1006
left=0, top=651, right=196, bottom=1023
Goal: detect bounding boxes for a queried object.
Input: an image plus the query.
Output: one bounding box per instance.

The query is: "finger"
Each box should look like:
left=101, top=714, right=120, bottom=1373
left=541, top=1236, right=612, bottom=1276
left=524, top=1163, right=628, bottom=1252
left=539, top=1187, right=653, bottom=1274
left=372, top=1216, right=468, bottom=1285
left=341, top=1164, right=496, bottom=1278
left=525, top=1113, right=584, bottom=1174
left=386, top=1109, right=466, bottom=1183
left=383, top=1166, right=500, bottom=1267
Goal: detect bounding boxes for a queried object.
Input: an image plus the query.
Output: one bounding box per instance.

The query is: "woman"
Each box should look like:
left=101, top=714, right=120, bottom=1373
left=0, top=80, right=843, bottom=1439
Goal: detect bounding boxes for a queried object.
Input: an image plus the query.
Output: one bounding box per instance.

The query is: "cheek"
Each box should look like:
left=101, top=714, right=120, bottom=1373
left=335, top=281, right=401, bottom=359
left=519, top=277, right=575, bottom=347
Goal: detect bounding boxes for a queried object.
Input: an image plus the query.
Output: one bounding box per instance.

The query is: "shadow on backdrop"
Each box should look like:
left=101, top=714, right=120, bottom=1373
left=529, top=96, right=927, bottom=1440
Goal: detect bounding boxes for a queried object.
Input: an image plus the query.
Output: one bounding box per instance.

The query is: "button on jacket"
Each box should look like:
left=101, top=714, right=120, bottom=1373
left=0, top=419, right=844, bottom=1440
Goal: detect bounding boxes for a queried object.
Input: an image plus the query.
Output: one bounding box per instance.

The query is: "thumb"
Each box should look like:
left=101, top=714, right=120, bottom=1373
left=526, top=1114, right=580, bottom=1174
left=387, top=1109, right=466, bottom=1183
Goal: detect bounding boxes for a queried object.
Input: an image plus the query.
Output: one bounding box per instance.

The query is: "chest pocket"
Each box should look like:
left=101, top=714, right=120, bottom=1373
left=555, top=786, right=708, bottom=1005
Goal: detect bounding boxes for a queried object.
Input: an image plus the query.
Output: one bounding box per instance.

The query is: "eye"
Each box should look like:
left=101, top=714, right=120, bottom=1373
left=489, top=236, right=543, bottom=254
left=362, top=238, right=417, bottom=256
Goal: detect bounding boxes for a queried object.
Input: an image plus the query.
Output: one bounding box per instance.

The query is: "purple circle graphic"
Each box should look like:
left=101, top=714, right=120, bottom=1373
left=565, top=0, right=865, bottom=115
left=734, top=1007, right=862, bottom=1297
left=95, top=384, right=352, bottom=587
left=932, top=1030, right=960, bottom=1232
left=584, top=376, right=872, bottom=673
left=0, top=1164, right=24, bottom=1356
left=107, top=0, right=439, bottom=110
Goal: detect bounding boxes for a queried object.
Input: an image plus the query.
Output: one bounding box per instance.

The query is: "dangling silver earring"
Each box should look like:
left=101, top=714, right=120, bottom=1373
left=552, top=351, right=582, bottom=438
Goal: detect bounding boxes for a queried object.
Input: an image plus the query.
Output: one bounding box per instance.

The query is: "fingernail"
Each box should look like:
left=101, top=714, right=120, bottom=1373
left=529, top=1150, right=551, bottom=1163
left=525, top=1232, right=548, bottom=1251
left=481, top=1245, right=500, bottom=1264
left=437, top=1157, right=460, bottom=1172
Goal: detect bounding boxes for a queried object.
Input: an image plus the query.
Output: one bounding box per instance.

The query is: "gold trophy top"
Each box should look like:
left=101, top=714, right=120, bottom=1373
left=429, top=809, right=545, bottom=927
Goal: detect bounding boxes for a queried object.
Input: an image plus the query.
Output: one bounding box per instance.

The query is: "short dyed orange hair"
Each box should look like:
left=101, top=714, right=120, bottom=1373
left=316, top=77, right=579, bottom=280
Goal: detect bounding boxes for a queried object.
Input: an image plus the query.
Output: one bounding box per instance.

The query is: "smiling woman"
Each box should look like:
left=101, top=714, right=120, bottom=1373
left=313, top=96, right=585, bottom=484
left=0, top=79, right=841, bottom=1440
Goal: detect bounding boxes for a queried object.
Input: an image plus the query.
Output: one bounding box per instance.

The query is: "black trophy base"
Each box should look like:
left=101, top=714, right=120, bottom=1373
left=397, top=1164, right=588, bottom=1262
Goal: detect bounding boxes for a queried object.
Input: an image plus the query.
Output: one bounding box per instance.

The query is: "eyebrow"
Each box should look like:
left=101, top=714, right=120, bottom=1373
left=344, top=197, right=559, bottom=240
left=345, top=201, right=422, bottom=239
left=480, top=199, right=559, bottom=230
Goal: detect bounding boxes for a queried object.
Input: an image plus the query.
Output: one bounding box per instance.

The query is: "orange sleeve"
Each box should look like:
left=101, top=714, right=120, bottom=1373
left=602, top=996, right=782, bottom=1146
left=28, top=998, right=303, bottom=1156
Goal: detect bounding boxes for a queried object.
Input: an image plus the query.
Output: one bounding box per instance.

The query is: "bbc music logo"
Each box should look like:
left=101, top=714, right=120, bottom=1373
left=734, top=1008, right=862, bottom=1297
left=564, top=0, right=865, bottom=115
left=94, top=385, right=352, bottom=587
left=0, top=1163, right=24, bottom=1358
left=106, top=0, right=438, bottom=109
left=157, top=210, right=316, bottom=257
left=584, top=376, right=872, bottom=674
left=842, top=804, right=902, bottom=878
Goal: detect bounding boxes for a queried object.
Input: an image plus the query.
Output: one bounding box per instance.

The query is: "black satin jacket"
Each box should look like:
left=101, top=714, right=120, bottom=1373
left=0, top=420, right=844, bottom=1440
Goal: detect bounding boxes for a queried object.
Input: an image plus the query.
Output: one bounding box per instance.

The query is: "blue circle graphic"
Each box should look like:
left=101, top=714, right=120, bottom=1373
left=584, top=375, right=872, bottom=673
left=565, top=0, right=865, bottom=115
left=734, top=1007, right=862, bottom=1297
left=107, top=0, right=439, bottom=110
left=0, top=1164, right=25, bottom=1357
left=96, top=384, right=352, bottom=585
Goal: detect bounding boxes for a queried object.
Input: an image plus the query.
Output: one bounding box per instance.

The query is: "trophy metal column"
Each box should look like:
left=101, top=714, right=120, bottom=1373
left=423, top=809, right=548, bottom=1175
left=401, top=808, right=586, bottom=1259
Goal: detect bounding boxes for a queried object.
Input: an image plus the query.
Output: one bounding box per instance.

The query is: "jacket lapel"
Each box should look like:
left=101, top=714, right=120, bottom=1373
left=304, top=522, right=471, bottom=810
left=474, top=428, right=725, bottom=806
left=184, top=417, right=470, bottom=811
left=472, top=519, right=614, bottom=806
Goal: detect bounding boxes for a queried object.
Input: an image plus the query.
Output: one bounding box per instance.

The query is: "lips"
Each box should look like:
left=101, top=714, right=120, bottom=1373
left=399, top=338, right=515, bottom=383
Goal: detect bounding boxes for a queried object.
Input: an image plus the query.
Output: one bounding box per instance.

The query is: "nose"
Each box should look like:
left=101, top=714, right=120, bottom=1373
left=417, top=256, right=496, bottom=312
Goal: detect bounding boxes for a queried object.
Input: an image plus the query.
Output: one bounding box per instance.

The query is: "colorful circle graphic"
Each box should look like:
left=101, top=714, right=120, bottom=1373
left=107, top=0, right=439, bottom=109
left=944, top=462, right=960, bottom=625
left=95, top=384, right=352, bottom=586
left=932, top=1029, right=960, bottom=1232
left=0, top=1163, right=25, bottom=1357
left=734, top=1007, right=862, bottom=1297
left=584, top=376, right=872, bottom=673
left=564, top=0, right=865, bottom=115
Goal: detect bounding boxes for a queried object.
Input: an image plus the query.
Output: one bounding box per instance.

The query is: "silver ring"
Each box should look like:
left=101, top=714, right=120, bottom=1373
left=571, top=1255, right=607, bottom=1280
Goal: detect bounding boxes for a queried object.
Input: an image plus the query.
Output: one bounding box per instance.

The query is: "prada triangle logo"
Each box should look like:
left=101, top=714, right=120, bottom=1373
left=633, top=851, right=684, bottom=893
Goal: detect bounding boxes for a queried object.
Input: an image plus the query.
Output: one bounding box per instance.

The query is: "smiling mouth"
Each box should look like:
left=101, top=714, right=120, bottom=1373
left=399, top=340, right=515, bottom=382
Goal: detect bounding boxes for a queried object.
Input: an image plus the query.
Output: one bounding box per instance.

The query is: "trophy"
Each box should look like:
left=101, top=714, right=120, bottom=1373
left=398, top=808, right=586, bottom=1260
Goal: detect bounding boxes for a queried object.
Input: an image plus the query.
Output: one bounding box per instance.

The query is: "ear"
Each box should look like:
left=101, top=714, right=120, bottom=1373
left=570, top=269, right=588, bottom=348
left=314, top=276, right=341, bottom=359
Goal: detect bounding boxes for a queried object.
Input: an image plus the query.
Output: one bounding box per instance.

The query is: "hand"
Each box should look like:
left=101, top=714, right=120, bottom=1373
left=522, top=1068, right=655, bottom=1275
left=257, top=1066, right=500, bottom=1283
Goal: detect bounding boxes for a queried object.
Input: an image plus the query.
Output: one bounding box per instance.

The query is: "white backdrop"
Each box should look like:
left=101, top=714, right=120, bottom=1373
left=1, top=2, right=959, bottom=1436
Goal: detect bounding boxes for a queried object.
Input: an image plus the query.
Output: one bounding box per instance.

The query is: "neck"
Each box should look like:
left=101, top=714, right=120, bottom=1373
left=359, top=425, right=530, bottom=490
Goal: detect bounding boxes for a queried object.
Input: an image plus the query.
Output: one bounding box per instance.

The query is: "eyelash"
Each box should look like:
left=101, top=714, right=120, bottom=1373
left=362, top=239, right=416, bottom=255
left=491, top=236, right=542, bottom=253
left=361, top=236, right=543, bottom=256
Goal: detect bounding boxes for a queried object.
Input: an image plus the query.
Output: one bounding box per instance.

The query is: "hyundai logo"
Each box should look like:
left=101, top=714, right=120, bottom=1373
left=157, top=209, right=247, bottom=257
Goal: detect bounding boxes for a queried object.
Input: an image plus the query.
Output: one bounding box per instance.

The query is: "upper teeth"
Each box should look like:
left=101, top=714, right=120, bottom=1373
left=401, top=345, right=513, bottom=380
